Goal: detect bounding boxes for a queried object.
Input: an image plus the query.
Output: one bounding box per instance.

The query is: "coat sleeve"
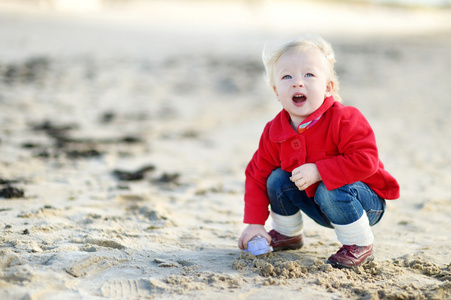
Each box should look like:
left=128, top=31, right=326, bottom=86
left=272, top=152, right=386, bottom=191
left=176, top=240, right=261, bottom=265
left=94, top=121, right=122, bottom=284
left=243, top=123, right=280, bottom=225
left=315, top=107, right=380, bottom=191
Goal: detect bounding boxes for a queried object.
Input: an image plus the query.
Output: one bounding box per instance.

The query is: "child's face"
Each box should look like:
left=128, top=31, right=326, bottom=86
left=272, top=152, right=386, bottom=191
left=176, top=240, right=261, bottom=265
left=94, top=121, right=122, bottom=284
left=273, top=48, right=333, bottom=126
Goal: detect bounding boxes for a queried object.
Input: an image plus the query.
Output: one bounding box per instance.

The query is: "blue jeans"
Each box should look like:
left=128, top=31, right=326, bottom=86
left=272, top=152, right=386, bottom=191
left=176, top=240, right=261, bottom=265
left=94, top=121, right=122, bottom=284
left=267, top=168, right=385, bottom=228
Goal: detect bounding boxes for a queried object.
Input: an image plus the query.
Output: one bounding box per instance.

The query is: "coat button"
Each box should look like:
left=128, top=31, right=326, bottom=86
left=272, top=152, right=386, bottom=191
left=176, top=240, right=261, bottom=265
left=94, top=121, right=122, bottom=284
left=291, top=139, right=301, bottom=150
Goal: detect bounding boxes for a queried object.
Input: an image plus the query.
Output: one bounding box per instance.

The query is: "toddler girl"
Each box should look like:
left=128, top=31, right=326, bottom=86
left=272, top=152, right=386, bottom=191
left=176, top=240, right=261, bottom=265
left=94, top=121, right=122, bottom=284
left=238, top=35, right=400, bottom=268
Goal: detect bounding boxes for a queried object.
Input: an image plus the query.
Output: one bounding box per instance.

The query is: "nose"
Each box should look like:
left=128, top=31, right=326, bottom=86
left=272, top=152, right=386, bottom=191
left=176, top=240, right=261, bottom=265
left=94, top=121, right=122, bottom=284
left=292, top=78, right=303, bottom=88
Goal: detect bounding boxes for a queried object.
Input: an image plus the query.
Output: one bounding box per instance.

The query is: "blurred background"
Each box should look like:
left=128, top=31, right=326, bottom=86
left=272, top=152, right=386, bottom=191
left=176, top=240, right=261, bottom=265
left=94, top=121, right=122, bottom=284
left=3, top=0, right=451, bottom=12
left=0, top=0, right=450, bottom=58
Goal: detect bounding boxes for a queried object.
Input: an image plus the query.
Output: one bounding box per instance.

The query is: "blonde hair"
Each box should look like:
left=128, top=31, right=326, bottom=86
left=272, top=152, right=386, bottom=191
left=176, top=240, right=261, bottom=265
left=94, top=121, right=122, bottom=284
left=262, top=35, right=341, bottom=102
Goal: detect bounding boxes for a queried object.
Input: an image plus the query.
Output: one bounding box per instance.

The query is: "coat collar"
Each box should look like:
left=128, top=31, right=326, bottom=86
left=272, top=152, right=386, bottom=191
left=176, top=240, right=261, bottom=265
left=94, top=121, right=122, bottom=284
left=269, top=96, right=336, bottom=142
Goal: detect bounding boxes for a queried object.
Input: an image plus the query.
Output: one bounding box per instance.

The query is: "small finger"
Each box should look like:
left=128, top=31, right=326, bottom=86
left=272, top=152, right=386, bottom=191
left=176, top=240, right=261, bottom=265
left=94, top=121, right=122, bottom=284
left=290, top=174, right=300, bottom=182
left=239, top=235, right=249, bottom=250
left=295, top=178, right=303, bottom=185
left=238, top=238, right=244, bottom=250
left=263, top=232, right=272, bottom=245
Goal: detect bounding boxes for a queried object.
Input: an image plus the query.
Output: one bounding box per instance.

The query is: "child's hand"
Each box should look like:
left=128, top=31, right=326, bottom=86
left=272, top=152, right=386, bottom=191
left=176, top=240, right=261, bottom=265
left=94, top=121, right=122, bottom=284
left=238, top=224, right=271, bottom=250
left=290, top=163, right=322, bottom=191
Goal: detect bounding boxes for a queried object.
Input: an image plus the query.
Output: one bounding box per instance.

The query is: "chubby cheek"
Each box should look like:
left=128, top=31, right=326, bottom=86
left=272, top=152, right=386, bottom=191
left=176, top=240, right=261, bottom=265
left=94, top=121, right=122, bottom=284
left=276, top=92, right=289, bottom=103
left=273, top=86, right=283, bottom=102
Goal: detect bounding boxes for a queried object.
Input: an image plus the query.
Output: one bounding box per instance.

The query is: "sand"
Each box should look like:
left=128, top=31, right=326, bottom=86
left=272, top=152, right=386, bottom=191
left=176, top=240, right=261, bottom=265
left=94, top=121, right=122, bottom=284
left=1, top=1, right=451, bottom=299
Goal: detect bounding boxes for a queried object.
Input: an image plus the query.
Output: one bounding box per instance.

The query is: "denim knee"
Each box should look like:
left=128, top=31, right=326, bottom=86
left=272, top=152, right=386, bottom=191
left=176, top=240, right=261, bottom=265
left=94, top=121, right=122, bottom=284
left=314, top=181, right=385, bottom=226
left=314, top=182, right=365, bottom=225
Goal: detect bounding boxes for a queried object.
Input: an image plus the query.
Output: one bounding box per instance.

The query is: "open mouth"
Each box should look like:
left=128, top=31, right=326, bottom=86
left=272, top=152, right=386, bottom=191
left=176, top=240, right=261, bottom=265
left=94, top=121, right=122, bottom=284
left=292, top=94, right=306, bottom=104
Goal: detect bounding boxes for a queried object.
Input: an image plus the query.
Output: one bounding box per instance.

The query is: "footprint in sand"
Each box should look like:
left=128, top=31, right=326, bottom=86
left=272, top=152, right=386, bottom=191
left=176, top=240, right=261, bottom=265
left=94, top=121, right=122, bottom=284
left=65, top=254, right=127, bottom=278
left=100, top=278, right=167, bottom=298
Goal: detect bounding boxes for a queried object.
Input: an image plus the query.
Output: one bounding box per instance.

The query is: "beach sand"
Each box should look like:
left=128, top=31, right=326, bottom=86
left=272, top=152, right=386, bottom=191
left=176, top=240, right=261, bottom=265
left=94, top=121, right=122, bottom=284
left=1, top=1, right=451, bottom=299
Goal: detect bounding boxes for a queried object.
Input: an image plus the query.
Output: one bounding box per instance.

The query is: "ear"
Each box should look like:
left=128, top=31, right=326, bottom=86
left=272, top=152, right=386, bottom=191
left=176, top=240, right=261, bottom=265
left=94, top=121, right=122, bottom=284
left=325, top=80, right=334, bottom=98
left=273, top=85, right=279, bottom=97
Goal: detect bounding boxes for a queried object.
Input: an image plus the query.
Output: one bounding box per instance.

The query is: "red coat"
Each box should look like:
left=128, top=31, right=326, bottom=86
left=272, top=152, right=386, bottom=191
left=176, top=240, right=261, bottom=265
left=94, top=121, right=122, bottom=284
left=244, top=96, right=400, bottom=224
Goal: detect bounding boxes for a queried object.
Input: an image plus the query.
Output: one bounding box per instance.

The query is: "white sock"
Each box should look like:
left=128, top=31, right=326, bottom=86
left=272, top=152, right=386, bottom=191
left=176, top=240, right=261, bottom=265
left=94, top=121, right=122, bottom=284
left=270, top=211, right=303, bottom=237
left=331, top=213, right=374, bottom=246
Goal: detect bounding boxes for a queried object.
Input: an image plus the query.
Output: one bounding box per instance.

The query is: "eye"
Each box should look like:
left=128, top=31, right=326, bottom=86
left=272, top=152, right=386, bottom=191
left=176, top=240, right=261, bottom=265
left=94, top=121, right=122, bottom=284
left=282, top=75, right=292, bottom=80
left=305, top=73, right=314, bottom=78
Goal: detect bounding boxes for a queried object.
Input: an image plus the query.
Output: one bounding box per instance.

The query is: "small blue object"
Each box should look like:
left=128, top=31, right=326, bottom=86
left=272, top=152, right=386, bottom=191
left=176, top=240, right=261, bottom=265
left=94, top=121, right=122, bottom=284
left=244, top=236, right=273, bottom=256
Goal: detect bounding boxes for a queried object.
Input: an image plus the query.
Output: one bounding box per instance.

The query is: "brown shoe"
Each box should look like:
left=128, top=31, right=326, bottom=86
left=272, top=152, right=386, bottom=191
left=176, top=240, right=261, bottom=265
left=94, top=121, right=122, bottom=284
left=268, top=229, right=303, bottom=251
left=327, top=244, right=374, bottom=268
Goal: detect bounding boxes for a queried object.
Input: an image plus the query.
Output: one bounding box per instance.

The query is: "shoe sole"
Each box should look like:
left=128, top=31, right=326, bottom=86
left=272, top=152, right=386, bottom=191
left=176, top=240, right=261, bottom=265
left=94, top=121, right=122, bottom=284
left=272, top=241, right=304, bottom=252
left=327, top=255, right=374, bottom=269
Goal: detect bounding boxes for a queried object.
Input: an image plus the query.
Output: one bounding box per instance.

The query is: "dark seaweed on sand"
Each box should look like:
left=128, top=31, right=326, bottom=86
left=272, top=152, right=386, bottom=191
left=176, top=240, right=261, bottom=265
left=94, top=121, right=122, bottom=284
left=0, top=185, right=25, bottom=199
left=112, top=165, right=156, bottom=181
